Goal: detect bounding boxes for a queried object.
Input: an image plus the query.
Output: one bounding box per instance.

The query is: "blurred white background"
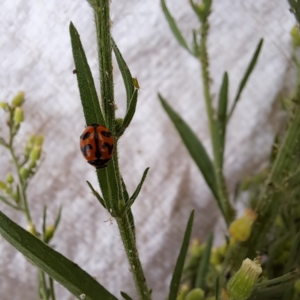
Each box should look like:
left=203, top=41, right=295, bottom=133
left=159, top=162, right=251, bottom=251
left=0, top=0, right=296, bottom=299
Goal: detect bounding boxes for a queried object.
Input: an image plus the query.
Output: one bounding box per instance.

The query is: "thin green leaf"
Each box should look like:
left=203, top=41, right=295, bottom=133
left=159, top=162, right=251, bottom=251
left=117, top=89, right=138, bottom=137
left=159, top=94, right=219, bottom=202
left=0, top=195, right=23, bottom=211
left=120, top=176, right=135, bottom=239
left=168, top=210, right=194, bottom=300
left=0, top=211, right=117, bottom=300
left=215, top=72, right=228, bottom=169
left=161, top=0, right=192, bottom=55
left=120, top=291, right=133, bottom=300
left=49, top=275, right=56, bottom=300
left=111, top=38, right=134, bottom=107
left=125, top=168, right=150, bottom=210
left=42, top=206, right=47, bottom=241
left=195, top=232, right=213, bottom=289
left=86, top=181, right=106, bottom=209
left=69, top=22, right=104, bottom=126
left=284, top=228, right=300, bottom=273
left=228, top=39, right=263, bottom=120
left=53, top=206, right=62, bottom=232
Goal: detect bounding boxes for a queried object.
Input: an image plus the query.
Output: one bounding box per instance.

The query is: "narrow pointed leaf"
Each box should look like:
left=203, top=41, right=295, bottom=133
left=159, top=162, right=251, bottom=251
left=215, top=72, right=228, bottom=169
left=159, top=94, right=219, bottom=202
left=53, top=205, right=62, bottom=231
left=69, top=22, right=104, bottom=126
left=168, top=210, right=194, bottom=300
left=120, top=291, right=133, bottom=300
left=120, top=176, right=135, bottom=239
left=195, top=232, right=213, bottom=289
left=125, top=168, right=149, bottom=210
left=0, top=211, right=117, bottom=300
left=215, top=276, right=220, bottom=300
left=87, top=181, right=106, bottom=209
left=111, top=38, right=134, bottom=107
left=117, top=89, right=138, bottom=137
left=228, top=39, right=263, bottom=119
left=161, top=0, right=192, bottom=55
left=42, top=206, right=47, bottom=240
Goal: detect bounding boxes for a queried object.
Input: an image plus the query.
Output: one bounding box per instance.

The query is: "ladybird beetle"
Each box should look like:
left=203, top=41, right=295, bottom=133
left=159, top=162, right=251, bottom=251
left=80, top=124, right=114, bottom=169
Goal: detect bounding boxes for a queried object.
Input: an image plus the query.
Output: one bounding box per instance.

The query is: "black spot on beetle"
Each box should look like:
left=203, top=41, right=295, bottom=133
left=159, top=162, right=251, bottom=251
left=101, top=142, right=114, bottom=154
left=80, top=132, right=91, bottom=140
left=81, top=144, right=92, bottom=156
left=101, top=130, right=112, bottom=138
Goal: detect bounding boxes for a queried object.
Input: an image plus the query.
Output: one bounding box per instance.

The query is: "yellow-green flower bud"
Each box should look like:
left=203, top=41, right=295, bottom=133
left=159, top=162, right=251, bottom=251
left=229, top=209, right=257, bottom=242
left=29, top=145, right=41, bottom=161
left=176, top=284, right=189, bottom=300
left=27, top=222, right=37, bottom=236
left=294, top=279, right=300, bottom=294
left=0, top=102, right=8, bottom=109
left=35, top=134, right=44, bottom=146
left=291, top=25, right=300, bottom=47
left=12, top=191, right=20, bottom=204
left=217, top=242, right=227, bottom=256
left=19, top=167, right=29, bottom=179
left=227, top=258, right=262, bottom=300
left=0, top=181, right=7, bottom=190
left=14, top=107, right=24, bottom=124
left=189, top=238, right=204, bottom=258
left=5, top=173, right=14, bottom=184
left=45, top=225, right=55, bottom=242
left=185, top=288, right=204, bottom=300
left=28, top=160, right=36, bottom=170
left=11, top=91, right=24, bottom=106
left=210, top=246, right=221, bottom=266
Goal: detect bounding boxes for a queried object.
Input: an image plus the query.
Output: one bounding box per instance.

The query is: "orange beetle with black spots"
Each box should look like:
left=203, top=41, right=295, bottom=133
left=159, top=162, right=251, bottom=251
left=80, top=124, right=114, bottom=169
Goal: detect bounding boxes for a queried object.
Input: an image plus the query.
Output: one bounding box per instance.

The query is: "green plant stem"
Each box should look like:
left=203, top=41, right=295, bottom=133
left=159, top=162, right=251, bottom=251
left=0, top=195, right=23, bottom=211
left=8, top=119, right=32, bottom=223
left=198, top=19, right=234, bottom=226
left=49, top=276, right=56, bottom=300
left=90, top=1, right=151, bottom=298
left=94, top=0, right=115, bottom=131
left=38, top=269, right=48, bottom=300
left=116, top=215, right=151, bottom=300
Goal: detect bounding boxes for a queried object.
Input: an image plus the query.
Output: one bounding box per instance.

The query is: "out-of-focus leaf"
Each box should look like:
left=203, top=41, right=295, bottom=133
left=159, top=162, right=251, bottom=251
left=161, top=0, right=192, bottom=55
left=288, top=0, right=300, bottom=24
left=159, top=94, right=220, bottom=205
left=168, top=210, right=194, bottom=300
left=195, top=233, right=213, bottom=289
left=0, top=211, right=117, bottom=300
left=228, top=39, right=263, bottom=119
left=120, top=291, right=133, bottom=300
left=87, top=181, right=106, bottom=208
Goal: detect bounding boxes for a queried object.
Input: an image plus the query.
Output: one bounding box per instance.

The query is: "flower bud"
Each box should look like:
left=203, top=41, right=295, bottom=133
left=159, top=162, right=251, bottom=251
left=217, top=242, right=227, bottom=256
left=44, top=225, right=55, bottom=242
left=0, top=102, right=8, bottom=110
left=13, top=107, right=24, bottom=124
left=189, top=238, right=204, bottom=257
left=227, top=258, right=262, bottom=300
left=27, top=222, right=37, bottom=236
left=291, top=25, right=300, bottom=47
left=5, top=173, right=14, bottom=184
left=0, top=181, right=7, bottom=190
left=210, top=246, right=221, bottom=265
left=29, top=145, right=41, bottom=161
left=11, top=91, right=24, bottom=106
left=19, top=168, right=29, bottom=179
left=35, top=134, right=44, bottom=146
left=28, top=160, right=37, bottom=170
left=185, top=288, right=204, bottom=300
left=229, top=209, right=257, bottom=242
left=12, top=191, right=20, bottom=204
left=176, top=284, right=188, bottom=300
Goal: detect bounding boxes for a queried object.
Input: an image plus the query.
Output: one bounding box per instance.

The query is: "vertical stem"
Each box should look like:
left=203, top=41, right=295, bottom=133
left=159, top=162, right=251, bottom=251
left=198, top=19, right=234, bottom=225
left=91, top=1, right=151, bottom=298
